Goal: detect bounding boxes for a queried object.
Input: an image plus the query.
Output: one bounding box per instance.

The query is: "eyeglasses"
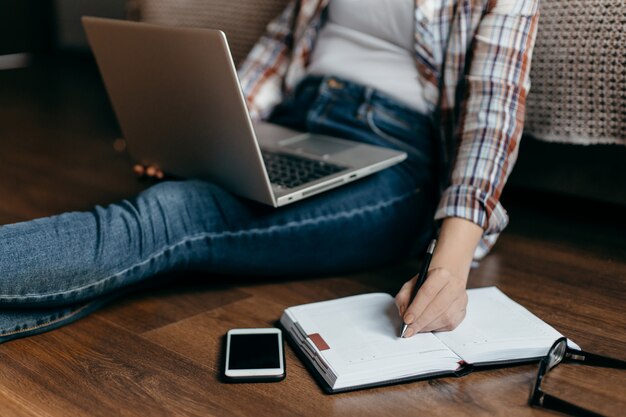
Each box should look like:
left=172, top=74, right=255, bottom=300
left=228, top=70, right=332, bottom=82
left=529, top=337, right=626, bottom=416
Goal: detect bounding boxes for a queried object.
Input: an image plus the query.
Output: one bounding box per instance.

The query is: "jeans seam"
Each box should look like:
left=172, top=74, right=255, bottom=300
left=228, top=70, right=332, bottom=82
left=0, top=188, right=421, bottom=302
left=309, top=94, right=334, bottom=128
left=365, top=108, right=427, bottom=161
left=0, top=302, right=93, bottom=337
left=371, top=106, right=413, bottom=130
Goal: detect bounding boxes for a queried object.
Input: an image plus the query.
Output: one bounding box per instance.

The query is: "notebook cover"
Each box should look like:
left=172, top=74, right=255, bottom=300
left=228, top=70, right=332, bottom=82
left=278, top=321, right=465, bottom=394
left=278, top=320, right=548, bottom=394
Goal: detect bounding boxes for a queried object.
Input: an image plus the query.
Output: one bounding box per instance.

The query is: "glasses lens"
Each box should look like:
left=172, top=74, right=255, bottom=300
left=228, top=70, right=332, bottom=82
left=548, top=339, right=567, bottom=369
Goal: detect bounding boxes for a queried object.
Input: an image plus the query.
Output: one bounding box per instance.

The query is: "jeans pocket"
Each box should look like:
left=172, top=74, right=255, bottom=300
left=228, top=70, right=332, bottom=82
left=365, top=106, right=429, bottom=162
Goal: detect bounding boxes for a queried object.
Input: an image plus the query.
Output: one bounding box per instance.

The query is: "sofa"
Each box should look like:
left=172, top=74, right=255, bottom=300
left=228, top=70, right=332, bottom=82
left=128, top=0, right=626, bottom=206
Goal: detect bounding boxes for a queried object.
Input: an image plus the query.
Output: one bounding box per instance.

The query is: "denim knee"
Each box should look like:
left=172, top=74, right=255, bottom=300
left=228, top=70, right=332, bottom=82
left=132, top=179, right=230, bottom=247
left=140, top=180, right=210, bottom=213
left=0, top=179, right=220, bottom=306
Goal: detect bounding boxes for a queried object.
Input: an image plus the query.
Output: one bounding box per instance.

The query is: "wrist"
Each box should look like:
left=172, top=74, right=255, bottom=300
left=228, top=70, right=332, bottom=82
left=429, top=217, right=483, bottom=280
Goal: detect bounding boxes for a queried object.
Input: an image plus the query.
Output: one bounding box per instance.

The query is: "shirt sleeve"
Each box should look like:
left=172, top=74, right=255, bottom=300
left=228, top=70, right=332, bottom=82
left=237, top=1, right=298, bottom=122
left=435, top=0, right=540, bottom=259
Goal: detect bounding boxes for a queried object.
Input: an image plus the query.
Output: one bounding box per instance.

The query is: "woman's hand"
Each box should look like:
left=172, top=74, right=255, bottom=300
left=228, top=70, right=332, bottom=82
left=395, top=267, right=468, bottom=336
left=395, top=217, right=484, bottom=337
left=133, top=164, right=165, bottom=180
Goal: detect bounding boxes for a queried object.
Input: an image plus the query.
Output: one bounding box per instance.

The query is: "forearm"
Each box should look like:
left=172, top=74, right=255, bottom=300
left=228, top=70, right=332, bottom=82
left=430, top=217, right=483, bottom=282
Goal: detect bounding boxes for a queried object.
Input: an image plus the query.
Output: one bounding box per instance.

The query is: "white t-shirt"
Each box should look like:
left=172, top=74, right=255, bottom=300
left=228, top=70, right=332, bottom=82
left=307, top=0, right=427, bottom=114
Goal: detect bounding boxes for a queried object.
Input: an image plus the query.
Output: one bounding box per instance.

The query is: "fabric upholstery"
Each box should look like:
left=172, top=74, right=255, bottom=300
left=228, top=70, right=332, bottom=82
left=524, top=0, right=626, bottom=145
left=133, top=0, right=290, bottom=65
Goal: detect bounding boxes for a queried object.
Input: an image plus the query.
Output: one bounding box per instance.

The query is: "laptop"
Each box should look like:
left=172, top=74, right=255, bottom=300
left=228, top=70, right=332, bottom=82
left=82, top=17, right=407, bottom=207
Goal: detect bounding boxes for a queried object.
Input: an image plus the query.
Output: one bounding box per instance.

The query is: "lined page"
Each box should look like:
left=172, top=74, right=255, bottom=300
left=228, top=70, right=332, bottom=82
left=286, top=293, right=461, bottom=388
left=434, top=287, right=564, bottom=364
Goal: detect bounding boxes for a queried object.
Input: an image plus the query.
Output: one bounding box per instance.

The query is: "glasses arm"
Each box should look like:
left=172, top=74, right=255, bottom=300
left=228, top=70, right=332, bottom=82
left=539, top=392, right=604, bottom=417
left=568, top=349, right=626, bottom=369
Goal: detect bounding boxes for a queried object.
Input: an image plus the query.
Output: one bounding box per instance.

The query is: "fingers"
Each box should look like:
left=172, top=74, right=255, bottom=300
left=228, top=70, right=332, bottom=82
left=133, top=164, right=164, bottom=179
left=133, top=164, right=145, bottom=176
left=399, top=267, right=468, bottom=337
left=403, top=270, right=448, bottom=326
left=394, top=276, right=417, bottom=317
left=420, top=295, right=467, bottom=333
left=146, top=165, right=164, bottom=179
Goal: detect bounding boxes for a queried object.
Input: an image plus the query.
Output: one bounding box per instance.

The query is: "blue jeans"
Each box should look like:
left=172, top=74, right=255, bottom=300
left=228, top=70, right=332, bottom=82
left=0, top=75, right=436, bottom=343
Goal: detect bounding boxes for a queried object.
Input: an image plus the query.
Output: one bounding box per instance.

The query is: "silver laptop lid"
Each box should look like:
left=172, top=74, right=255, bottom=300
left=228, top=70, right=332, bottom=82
left=82, top=17, right=275, bottom=206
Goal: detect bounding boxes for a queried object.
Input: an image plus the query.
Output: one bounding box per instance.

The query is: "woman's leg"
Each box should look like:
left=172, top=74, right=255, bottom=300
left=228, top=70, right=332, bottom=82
left=0, top=173, right=432, bottom=342
left=0, top=75, right=437, bottom=342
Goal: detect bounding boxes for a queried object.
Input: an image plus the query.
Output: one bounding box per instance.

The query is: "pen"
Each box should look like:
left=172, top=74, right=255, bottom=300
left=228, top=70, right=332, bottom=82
left=400, top=238, right=437, bottom=338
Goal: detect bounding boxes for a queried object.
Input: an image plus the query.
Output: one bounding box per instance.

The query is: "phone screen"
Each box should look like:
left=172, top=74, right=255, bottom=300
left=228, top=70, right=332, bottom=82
left=228, top=333, right=281, bottom=370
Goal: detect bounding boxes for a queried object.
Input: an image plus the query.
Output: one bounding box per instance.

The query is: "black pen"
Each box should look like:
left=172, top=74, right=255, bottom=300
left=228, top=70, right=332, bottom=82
left=400, top=238, right=437, bottom=338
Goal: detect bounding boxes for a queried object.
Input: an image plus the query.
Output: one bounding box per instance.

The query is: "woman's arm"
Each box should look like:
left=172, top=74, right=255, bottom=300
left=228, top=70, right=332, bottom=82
left=396, top=0, right=540, bottom=336
left=436, top=0, right=540, bottom=254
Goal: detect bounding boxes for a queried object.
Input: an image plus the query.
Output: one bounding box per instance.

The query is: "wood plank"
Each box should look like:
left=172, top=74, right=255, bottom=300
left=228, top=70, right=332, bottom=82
left=241, top=277, right=378, bottom=308
left=0, top=390, right=52, bottom=417
left=97, top=272, right=251, bottom=334
left=144, top=295, right=326, bottom=417
left=0, top=316, right=229, bottom=417
left=541, top=364, right=626, bottom=416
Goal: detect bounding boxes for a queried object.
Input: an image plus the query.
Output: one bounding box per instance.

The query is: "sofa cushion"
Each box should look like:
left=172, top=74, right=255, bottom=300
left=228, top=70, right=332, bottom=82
left=524, top=0, right=625, bottom=145
left=132, top=0, right=290, bottom=65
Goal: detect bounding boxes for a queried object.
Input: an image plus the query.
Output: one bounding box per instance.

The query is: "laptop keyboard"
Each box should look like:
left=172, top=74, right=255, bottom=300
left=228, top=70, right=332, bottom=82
left=261, top=151, right=347, bottom=189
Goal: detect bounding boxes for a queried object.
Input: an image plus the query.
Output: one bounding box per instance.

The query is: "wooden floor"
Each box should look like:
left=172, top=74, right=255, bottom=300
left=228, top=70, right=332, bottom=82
left=0, top=54, right=624, bottom=417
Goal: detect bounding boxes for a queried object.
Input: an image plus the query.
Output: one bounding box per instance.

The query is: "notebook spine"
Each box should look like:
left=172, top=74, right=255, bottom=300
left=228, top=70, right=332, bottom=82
left=290, top=320, right=332, bottom=374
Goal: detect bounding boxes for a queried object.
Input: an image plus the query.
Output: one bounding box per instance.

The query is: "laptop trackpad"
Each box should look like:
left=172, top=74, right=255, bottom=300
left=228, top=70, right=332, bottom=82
left=279, top=135, right=357, bottom=157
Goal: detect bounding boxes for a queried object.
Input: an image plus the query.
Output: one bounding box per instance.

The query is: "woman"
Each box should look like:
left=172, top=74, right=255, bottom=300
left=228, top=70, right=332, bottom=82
left=0, top=0, right=538, bottom=342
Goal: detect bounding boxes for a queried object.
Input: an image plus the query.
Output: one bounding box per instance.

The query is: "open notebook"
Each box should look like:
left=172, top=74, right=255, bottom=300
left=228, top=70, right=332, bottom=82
left=280, top=287, right=572, bottom=393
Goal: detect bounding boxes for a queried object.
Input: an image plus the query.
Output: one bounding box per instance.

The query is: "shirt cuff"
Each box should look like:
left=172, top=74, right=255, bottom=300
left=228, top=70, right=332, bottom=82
left=434, top=184, right=509, bottom=260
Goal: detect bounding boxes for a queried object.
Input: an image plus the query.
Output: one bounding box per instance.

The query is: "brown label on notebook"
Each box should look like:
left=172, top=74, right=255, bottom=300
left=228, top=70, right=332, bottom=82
left=308, top=333, right=330, bottom=351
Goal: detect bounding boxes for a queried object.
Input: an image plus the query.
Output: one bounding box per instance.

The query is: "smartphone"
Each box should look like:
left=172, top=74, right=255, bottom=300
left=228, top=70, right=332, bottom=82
left=223, top=328, right=286, bottom=382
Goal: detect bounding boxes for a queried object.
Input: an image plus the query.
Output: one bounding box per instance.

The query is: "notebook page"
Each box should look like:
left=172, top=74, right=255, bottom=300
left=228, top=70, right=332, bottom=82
left=434, top=287, right=564, bottom=364
left=286, top=293, right=461, bottom=388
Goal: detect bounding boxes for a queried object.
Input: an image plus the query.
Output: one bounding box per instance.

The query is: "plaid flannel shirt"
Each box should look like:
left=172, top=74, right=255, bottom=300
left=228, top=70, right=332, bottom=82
left=238, top=0, right=540, bottom=259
